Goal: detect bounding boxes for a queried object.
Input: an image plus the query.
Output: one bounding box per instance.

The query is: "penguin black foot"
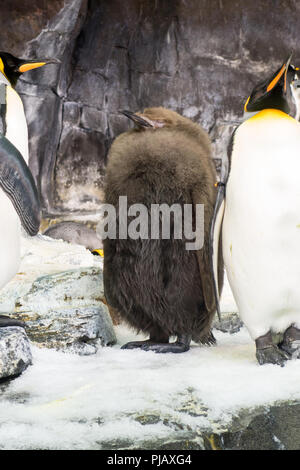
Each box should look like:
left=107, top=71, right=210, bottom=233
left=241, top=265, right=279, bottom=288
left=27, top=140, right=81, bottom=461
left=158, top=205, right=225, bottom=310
left=255, top=331, right=289, bottom=366
left=279, top=324, right=300, bottom=359
left=256, top=345, right=289, bottom=367
left=121, top=340, right=155, bottom=350
left=0, top=315, right=25, bottom=328
left=121, top=335, right=191, bottom=354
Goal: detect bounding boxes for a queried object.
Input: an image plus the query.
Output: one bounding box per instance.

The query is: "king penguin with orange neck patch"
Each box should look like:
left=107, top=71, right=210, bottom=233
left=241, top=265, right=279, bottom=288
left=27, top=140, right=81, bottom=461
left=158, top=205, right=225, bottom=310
left=213, top=54, right=300, bottom=365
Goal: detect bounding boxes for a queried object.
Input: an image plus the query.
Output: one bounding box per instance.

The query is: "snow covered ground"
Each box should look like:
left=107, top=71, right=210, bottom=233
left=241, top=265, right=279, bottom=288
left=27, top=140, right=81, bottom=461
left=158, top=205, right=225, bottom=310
left=0, top=234, right=299, bottom=450
left=1, top=322, right=300, bottom=450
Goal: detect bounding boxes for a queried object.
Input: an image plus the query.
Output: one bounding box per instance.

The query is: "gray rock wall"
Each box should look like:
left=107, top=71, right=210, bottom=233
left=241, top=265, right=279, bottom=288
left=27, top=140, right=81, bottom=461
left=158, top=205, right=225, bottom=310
left=1, top=0, right=300, bottom=217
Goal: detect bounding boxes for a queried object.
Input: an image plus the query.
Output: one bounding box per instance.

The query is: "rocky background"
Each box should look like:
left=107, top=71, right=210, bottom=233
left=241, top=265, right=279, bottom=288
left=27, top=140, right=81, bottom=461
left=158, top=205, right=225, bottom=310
left=1, top=0, right=299, bottom=219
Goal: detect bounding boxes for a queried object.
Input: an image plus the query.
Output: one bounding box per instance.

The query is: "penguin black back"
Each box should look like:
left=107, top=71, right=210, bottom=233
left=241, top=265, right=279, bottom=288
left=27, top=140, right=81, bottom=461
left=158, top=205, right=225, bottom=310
left=104, top=107, right=223, bottom=352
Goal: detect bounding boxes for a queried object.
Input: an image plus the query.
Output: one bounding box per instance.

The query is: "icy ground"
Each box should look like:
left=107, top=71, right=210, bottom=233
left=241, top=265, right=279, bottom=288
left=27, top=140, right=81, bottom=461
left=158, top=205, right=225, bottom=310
left=1, top=320, right=300, bottom=449
left=0, top=236, right=299, bottom=450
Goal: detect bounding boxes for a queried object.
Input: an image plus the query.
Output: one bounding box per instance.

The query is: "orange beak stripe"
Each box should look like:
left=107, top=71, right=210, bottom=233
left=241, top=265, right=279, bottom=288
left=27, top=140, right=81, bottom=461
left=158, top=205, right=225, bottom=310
left=18, top=62, right=46, bottom=73
left=284, top=66, right=287, bottom=92
left=266, top=64, right=286, bottom=92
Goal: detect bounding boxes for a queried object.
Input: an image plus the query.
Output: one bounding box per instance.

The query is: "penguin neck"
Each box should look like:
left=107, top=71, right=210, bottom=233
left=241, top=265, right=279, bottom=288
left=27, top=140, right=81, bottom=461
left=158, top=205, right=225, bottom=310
left=290, top=83, right=300, bottom=121
left=243, top=110, right=261, bottom=121
left=0, top=70, right=10, bottom=86
left=243, top=108, right=294, bottom=122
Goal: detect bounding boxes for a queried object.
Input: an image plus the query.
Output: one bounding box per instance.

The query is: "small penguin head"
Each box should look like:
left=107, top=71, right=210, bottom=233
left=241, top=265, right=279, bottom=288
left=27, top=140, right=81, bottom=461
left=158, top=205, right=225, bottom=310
left=121, top=107, right=182, bottom=130
left=244, top=54, right=295, bottom=116
left=0, top=52, right=59, bottom=87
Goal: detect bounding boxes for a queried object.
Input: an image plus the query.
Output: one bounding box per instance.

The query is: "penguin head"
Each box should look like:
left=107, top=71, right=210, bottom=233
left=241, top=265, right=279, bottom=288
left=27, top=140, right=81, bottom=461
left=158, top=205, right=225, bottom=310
left=244, top=54, right=296, bottom=116
left=0, top=52, right=59, bottom=87
left=121, top=107, right=183, bottom=130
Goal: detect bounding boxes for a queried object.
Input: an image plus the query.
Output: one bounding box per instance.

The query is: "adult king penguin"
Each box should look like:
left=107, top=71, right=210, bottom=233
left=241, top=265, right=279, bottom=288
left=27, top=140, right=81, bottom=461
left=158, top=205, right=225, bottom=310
left=104, top=107, right=223, bottom=353
left=213, top=54, right=300, bottom=365
left=0, top=52, right=58, bottom=328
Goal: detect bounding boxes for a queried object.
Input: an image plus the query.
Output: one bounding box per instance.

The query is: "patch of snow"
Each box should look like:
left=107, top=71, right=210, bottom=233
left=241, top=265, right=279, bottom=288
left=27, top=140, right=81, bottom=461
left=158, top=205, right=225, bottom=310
left=21, top=232, right=102, bottom=275
left=0, top=324, right=300, bottom=449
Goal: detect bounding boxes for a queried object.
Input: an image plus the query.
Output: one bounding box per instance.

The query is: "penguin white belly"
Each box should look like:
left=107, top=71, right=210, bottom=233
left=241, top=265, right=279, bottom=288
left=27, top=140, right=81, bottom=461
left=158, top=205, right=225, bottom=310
left=223, top=111, right=300, bottom=339
left=5, top=86, right=29, bottom=163
left=0, top=84, right=29, bottom=292
left=0, top=190, right=21, bottom=290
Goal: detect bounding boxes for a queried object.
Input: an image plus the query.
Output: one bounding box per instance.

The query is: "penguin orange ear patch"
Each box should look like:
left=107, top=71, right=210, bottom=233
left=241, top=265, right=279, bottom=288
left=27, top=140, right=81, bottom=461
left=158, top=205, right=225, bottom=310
left=267, top=64, right=286, bottom=92
left=244, top=96, right=250, bottom=112
left=0, top=58, right=4, bottom=75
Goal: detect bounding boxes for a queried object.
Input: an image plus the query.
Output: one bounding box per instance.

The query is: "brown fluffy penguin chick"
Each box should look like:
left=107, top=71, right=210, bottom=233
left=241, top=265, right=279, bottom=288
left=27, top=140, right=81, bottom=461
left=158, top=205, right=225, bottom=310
left=103, top=107, right=224, bottom=353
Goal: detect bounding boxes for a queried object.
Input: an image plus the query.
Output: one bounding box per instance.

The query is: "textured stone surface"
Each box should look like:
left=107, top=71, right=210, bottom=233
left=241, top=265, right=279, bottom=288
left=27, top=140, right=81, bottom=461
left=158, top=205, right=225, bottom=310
left=20, top=304, right=116, bottom=355
left=0, top=327, right=32, bottom=380
left=1, top=0, right=300, bottom=217
left=208, top=402, right=300, bottom=450
left=13, top=267, right=116, bottom=354
left=111, top=401, right=300, bottom=450
left=0, top=234, right=116, bottom=355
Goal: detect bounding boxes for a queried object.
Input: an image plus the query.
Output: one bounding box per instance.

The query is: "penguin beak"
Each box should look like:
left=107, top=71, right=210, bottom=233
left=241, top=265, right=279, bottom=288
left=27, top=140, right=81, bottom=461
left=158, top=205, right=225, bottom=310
left=18, top=58, right=61, bottom=73
left=266, top=53, right=293, bottom=93
left=121, top=110, right=154, bottom=128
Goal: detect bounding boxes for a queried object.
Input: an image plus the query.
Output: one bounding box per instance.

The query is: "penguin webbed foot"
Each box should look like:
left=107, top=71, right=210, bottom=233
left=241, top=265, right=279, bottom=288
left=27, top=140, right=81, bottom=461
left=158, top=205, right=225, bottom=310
left=278, top=324, right=300, bottom=359
left=255, top=331, right=289, bottom=366
left=0, top=315, right=25, bottom=329
left=121, top=334, right=191, bottom=354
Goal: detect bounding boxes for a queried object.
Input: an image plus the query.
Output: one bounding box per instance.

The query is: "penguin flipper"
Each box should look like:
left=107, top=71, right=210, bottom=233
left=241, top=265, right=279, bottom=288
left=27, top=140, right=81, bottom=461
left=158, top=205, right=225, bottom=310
left=0, top=134, right=40, bottom=235
left=191, top=188, right=216, bottom=315
left=209, top=126, right=237, bottom=319
left=209, top=184, right=226, bottom=320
